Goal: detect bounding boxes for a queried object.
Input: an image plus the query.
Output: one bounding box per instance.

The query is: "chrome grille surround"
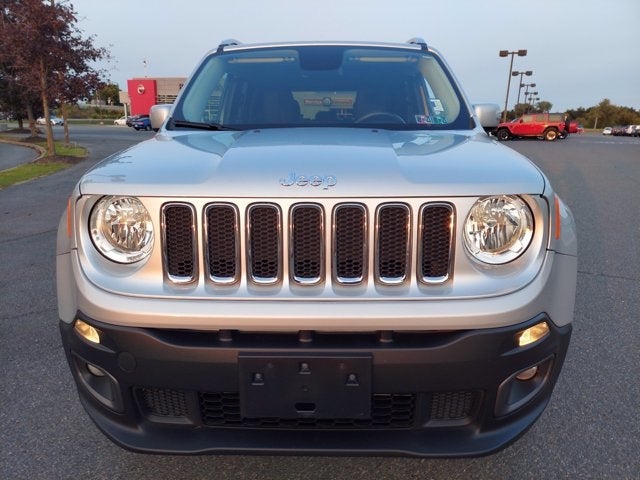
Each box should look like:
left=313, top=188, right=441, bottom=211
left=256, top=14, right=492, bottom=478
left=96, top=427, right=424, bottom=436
left=418, top=203, right=455, bottom=284
left=289, top=203, right=325, bottom=285
left=162, top=200, right=455, bottom=290
left=375, top=203, right=411, bottom=285
left=204, top=203, right=240, bottom=284
left=247, top=203, right=282, bottom=285
left=161, top=202, right=198, bottom=284
left=333, top=203, right=368, bottom=285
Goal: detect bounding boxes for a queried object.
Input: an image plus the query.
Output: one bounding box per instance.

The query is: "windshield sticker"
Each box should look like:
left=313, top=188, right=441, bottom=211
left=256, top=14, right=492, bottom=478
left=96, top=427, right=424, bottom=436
left=430, top=98, right=444, bottom=113
left=415, top=115, right=432, bottom=124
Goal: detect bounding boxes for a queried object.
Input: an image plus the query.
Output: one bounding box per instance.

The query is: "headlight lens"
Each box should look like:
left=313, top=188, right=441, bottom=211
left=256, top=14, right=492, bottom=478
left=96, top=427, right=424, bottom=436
left=463, top=195, right=533, bottom=264
left=90, top=196, right=154, bottom=263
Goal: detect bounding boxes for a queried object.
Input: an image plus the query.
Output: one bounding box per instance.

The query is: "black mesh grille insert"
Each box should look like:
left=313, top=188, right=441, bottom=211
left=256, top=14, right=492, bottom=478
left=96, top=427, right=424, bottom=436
left=163, top=204, right=195, bottom=280
left=199, top=392, right=415, bottom=429
left=206, top=204, right=238, bottom=282
left=139, top=387, right=189, bottom=418
left=248, top=205, right=281, bottom=283
left=430, top=390, right=477, bottom=421
left=420, top=204, right=454, bottom=281
left=291, top=205, right=323, bottom=283
left=377, top=204, right=410, bottom=283
left=334, top=205, right=366, bottom=283
left=138, top=387, right=479, bottom=428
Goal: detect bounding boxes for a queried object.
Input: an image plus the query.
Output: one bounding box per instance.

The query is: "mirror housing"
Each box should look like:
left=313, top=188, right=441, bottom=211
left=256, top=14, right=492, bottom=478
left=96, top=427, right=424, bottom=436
left=150, top=104, right=172, bottom=132
left=473, top=103, right=501, bottom=132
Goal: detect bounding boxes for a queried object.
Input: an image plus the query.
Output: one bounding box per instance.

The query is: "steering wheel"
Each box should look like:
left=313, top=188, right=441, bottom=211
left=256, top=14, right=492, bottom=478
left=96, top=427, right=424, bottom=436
left=355, top=112, right=406, bottom=124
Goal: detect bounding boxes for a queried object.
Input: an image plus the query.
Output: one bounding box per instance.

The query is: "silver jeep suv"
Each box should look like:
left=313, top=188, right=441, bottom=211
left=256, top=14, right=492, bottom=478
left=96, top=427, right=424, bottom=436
left=56, top=38, right=577, bottom=457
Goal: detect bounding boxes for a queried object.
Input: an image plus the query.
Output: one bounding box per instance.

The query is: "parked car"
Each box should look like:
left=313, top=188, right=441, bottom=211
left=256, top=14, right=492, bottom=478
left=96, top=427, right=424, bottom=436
left=611, top=126, right=626, bottom=136
left=114, top=116, right=128, bottom=126
left=131, top=115, right=151, bottom=130
left=602, top=127, right=612, bottom=135
left=126, top=114, right=143, bottom=127
left=493, top=113, right=566, bottom=141
left=36, top=116, right=64, bottom=126
left=624, top=125, right=640, bottom=136
left=57, top=37, right=577, bottom=457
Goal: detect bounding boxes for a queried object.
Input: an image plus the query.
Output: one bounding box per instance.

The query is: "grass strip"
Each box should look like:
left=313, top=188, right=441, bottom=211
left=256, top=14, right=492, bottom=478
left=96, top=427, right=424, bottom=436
left=0, top=162, right=70, bottom=188
left=0, top=139, right=87, bottom=189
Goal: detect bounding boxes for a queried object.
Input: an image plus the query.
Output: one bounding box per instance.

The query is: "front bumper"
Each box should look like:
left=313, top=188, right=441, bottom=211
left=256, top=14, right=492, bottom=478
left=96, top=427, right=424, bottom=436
left=60, top=313, right=571, bottom=457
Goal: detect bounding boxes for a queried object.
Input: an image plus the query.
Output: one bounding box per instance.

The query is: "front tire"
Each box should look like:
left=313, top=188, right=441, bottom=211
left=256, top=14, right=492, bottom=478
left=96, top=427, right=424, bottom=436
left=544, top=128, right=558, bottom=141
left=496, top=128, right=510, bottom=141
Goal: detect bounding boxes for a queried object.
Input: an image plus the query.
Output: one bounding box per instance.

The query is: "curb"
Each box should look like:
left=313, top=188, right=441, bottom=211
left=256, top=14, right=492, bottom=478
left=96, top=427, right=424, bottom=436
left=0, top=136, right=47, bottom=161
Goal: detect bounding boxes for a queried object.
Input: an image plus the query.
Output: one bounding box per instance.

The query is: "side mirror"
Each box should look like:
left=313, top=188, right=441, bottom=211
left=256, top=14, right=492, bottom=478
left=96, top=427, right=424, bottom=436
left=150, top=104, right=172, bottom=132
left=473, top=103, right=500, bottom=132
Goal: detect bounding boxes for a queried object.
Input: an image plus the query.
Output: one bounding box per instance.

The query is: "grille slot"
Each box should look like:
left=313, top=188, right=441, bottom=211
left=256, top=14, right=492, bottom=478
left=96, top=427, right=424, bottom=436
left=419, top=204, right=454, bottom=283
left=376, top=204, right=411, bottom=284
left=205, top=204, right=239, bottom=284
left=333, top=204, right=367, bottom=284
left=290, top=204, right=324, bottom=284
left=247, top=204, right=282, bottom=284
left=162, top=203, right=196, bottom=282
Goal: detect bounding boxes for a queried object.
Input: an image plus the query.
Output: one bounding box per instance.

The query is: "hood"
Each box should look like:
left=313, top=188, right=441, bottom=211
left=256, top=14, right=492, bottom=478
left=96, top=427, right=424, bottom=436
left=79, top=128, right=546, bottom=197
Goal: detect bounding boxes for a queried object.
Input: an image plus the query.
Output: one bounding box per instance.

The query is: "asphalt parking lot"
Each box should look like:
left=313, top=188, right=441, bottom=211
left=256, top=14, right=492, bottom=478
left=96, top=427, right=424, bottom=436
left=1, top=127, right=638, bottom=479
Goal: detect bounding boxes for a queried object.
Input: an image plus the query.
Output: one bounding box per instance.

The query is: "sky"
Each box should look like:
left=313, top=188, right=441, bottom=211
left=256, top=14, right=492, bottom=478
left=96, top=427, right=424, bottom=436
left=71, top=0, right=640, bottom=113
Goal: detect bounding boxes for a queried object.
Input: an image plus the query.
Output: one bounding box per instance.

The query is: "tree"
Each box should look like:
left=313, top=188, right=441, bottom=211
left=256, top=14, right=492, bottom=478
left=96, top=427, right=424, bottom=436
left=536, top=101, right=552, bottom=113
left=97, top=83, right=121, bottom=106
left=0, top=0, right=109, bottom=154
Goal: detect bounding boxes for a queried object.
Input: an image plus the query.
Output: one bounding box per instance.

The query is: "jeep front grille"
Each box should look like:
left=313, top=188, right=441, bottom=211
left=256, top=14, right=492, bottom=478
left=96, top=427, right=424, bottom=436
left=162, top=201, right=454, bottom=287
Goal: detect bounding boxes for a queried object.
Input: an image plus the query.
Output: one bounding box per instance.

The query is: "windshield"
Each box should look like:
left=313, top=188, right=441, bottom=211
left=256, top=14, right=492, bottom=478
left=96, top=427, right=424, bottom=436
left=171, top=45, right=471, bottom=131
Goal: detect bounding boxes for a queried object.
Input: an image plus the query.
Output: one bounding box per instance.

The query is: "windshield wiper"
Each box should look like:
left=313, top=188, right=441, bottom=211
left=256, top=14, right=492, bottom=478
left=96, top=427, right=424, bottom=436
left=169, top=119, right=239, bottom=131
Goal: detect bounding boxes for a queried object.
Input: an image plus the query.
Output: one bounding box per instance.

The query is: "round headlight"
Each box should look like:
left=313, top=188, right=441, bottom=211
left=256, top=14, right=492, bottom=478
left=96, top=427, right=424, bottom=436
left=463, top=195, right=533, bottom=264
left=90, top=196, right=154, bottom=263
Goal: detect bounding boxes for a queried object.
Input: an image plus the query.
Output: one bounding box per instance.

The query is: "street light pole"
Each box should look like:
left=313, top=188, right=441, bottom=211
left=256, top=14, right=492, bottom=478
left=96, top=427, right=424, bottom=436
left=499, top=49, right=527, bottom=122
left=522, top=83, right=537, bottom=112
left=513, top=70, right=533, bottom=108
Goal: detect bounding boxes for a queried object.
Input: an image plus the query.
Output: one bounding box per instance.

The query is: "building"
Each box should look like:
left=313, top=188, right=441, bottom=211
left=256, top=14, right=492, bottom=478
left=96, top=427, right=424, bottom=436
left=124, top=77, right=187, bottom=116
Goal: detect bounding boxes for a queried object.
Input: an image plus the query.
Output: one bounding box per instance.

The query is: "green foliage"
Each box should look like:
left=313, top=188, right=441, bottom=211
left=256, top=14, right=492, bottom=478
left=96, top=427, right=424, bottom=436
left=97, top=84, right=122, bottom=106
left=507, top=98, right=639, bottom=127
left=567, top=99, right=640, bottom=129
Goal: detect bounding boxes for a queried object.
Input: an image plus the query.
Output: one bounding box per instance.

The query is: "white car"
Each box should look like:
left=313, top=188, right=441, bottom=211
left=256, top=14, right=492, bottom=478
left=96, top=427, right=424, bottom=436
left=602, top=126, right=613, bottom=135
left=113, top=116, right=127, bottom=126
left=36, top=116, right=64, bottom=126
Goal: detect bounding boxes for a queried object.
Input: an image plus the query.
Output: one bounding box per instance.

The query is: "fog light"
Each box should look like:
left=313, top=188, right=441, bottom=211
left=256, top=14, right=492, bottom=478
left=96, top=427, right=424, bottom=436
left=74, top=319, right=101, bottom=344
left=517, top=322, right=549, bottom=347
left=86, top=363, right=106, bottom=377
left=515, top=366, right=538, bottom=381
